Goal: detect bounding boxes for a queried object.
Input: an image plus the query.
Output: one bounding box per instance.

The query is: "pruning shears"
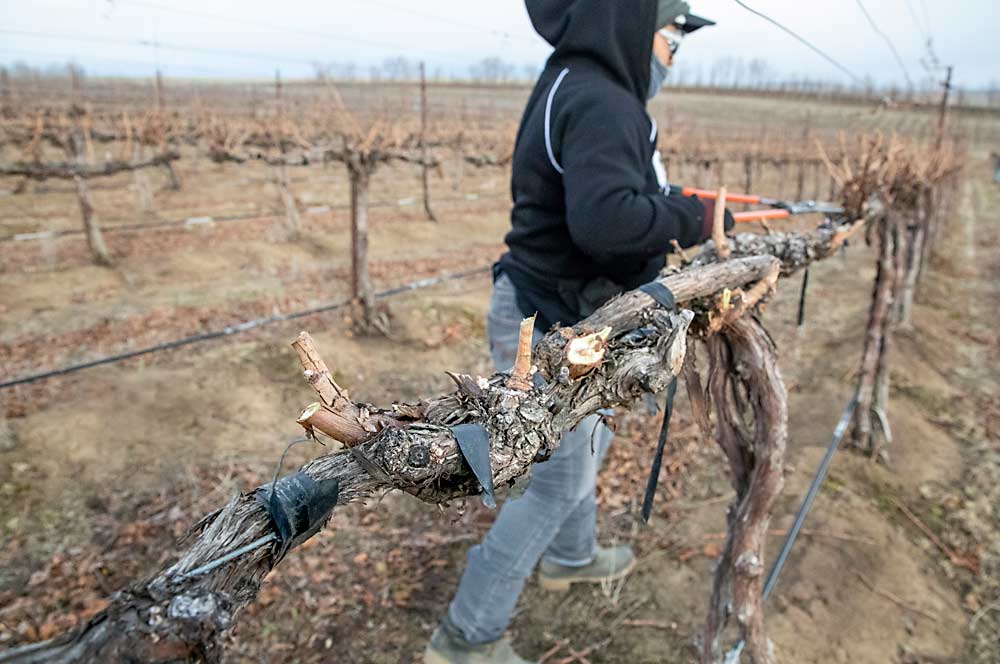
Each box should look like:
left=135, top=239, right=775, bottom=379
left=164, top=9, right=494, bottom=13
left=668, top=184, right=845, bottom=223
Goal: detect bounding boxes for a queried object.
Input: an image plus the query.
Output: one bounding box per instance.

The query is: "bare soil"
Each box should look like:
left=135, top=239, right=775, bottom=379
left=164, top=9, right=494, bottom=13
left=1, top=108, right=998, bottom=662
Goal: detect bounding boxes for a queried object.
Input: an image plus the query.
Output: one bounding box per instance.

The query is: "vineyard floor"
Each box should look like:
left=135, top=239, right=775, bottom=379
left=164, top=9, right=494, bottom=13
left=1, top=141, right=998, bottom=661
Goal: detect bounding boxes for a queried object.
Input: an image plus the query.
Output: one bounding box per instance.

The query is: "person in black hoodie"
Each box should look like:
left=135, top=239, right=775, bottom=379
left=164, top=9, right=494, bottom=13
left=425, top=2, right=729, bottom=662
left=498, top=0, right=730, bottom=329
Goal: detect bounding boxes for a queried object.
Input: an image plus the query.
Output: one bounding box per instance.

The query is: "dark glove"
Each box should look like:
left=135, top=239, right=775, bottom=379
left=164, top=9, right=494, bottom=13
left=696, top=196, right=735, bottom=242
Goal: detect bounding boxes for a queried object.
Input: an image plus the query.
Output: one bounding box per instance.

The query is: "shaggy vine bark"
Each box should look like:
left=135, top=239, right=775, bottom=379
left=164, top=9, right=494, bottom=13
left=701, top=316, right=787, bottom=664
left=690, top=217, right=867, bottom=277
left=0, top=256, right=780, bottom=664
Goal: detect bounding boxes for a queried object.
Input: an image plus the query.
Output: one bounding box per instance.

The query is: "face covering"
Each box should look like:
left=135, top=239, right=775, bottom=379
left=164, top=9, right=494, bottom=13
left=647, top=52, right=669, bottom=100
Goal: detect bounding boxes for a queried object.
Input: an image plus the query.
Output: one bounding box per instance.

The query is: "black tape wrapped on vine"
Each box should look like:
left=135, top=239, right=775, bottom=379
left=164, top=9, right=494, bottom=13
left=451, top=423, right=497, bottom=509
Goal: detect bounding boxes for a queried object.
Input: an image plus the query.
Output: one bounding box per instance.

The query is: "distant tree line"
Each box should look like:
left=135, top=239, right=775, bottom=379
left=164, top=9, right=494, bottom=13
left=3, top=58, right=999, bottom=110
left=310, top=57, right=538, bottom=85
left=308, top=55, right=1000, bottom=107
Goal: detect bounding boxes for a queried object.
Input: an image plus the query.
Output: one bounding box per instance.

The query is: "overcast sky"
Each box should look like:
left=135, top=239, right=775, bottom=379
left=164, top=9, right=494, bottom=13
left=1, top=0, right=996, bottom=88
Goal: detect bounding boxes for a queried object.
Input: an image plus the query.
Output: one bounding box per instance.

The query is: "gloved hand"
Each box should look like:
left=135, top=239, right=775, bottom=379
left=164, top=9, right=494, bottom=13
left=696, top=196, right=735, bottom=242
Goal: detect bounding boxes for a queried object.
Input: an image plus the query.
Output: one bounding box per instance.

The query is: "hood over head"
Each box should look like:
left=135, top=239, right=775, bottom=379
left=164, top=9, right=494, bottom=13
left=527, top=0, right=658, bottom=102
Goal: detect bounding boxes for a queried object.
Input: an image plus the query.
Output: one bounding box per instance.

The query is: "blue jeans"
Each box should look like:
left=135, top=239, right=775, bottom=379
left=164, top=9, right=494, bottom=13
left=445, top=274, right=614, bottom=645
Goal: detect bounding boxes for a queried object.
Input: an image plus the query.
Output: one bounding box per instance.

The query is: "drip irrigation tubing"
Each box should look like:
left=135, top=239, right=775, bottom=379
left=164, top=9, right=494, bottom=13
left=0, top=265, right=491, bottom=390
left=0, top=192, right=509, bottom=243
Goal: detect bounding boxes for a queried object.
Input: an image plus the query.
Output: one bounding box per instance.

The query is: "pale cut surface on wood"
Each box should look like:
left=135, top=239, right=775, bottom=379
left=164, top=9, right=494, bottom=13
left=712, top=186, right=731, bottom=260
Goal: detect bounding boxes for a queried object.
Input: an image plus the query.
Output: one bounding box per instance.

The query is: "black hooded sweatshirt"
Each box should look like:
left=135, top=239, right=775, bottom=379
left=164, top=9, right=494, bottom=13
left=496, top=0, right=706, bottom=329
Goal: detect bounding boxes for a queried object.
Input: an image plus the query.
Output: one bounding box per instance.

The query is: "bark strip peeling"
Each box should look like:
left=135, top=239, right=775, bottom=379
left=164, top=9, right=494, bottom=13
left=702, top=316, right=787, bottom=664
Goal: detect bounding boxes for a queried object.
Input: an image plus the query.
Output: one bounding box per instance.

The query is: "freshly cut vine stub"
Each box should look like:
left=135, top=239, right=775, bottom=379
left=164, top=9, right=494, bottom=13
left=564, top=326, right=612, bottom=379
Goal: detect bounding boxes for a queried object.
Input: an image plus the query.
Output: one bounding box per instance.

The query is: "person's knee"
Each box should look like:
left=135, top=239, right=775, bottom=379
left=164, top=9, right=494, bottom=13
left=527, top=432, right=602, bottom=502
left=522, top=464, right=595, bottom=505
left=473, top=530, right=547, bottom=581
left=473, top=496, right=578, bottom=576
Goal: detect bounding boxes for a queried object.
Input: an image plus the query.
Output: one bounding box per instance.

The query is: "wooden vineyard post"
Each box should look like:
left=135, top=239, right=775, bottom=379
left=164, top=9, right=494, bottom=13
left=452, top=133, right=464, bottom=192
left=918, top=187, right=933, bottom=284
left=69, top=126, right=114, bottom=267
left=73, top=174, right=114, bottom=267
left=346, top=155, right=386, bottom=334
left=851, top=213, right=900, bottom=458
left=350, top=160, right=372, bottom=313
left=916, top=184, right=942, bottom=295
left=776, top=159, right=788, bottom=198
left=897, top=202, right=925, bottom=329
left=274, top=163, right=303, bottom=239
left=870, top=216, right=907, bottom=460
left=934, top=66, right=953, bottom=153
left=0, top=66, right=14, bottom=117
left=795, top=116, right=811, bottom=200
left=743, top=154, right=754, bottom=196
left=270, top=68, right=301, bottom=239
left=916, top=80, right=957, bottom=303
left=158, top=75, right=183, bottom=191
left=69, top=65, right=83, bottom=103
left=0, top=67, right=10, bottom=113
left=154, top=68, right=164, bottom=113
left=162, top=159, right=182, bottom=190
left=419, top=61, right=437, bottom=222
left=131, top=144, right=156, bottom=219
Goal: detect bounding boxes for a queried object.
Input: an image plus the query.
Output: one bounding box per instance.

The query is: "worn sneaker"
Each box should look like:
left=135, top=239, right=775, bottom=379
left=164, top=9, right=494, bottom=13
left=537, top=545, right=636, bottom=592
left=424, top=626, right=535, bottom=664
